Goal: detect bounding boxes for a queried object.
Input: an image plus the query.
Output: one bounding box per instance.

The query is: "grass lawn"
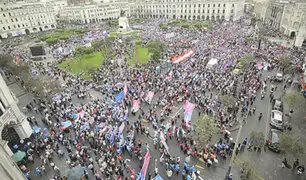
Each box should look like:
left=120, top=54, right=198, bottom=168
left=59, top=52, right=104, bottom=80
left=128, top=46, right=151, bottom=66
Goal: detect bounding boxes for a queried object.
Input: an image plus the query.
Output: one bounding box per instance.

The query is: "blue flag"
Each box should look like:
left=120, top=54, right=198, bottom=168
left=115, top=91, right=125, bottom=104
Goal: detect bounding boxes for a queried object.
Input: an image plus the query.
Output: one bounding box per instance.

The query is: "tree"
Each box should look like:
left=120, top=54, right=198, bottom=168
left=234, top=157, right=261, bottom=180
left=249, top=131, right=265, bottom=147
left=239, top=55, right=253, bottom=70
left=278, top=55, right=294, bottom=74
left=284, top=92, right=302, bottom=109
left=147, top=41, right=166, bottom=62
left=76, top=46, right=94, bottom=55
left=220, top=95, right=237, bottom=111
left=194, top=116, right=219, bottom=149
left=279, top=134, right=304, bottom=158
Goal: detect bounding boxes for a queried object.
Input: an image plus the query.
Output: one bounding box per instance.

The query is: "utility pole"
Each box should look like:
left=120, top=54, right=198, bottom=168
left=224, top=124, right=242, bottom=180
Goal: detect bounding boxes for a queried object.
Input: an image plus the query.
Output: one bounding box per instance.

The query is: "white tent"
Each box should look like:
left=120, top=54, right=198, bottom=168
left=207, top=58, right=218, bottom=68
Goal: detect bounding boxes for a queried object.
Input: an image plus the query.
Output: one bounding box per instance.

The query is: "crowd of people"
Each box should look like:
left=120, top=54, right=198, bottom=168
left=2, top=16, right=306, bottom=180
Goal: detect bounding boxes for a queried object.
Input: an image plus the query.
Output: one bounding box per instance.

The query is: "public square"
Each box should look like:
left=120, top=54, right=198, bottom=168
left=0, top=1, right=306, bottom=180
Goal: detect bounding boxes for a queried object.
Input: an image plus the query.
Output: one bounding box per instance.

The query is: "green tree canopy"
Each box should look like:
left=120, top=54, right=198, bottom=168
left=147, top=41, right=166, bottom=62
left=284, top=92, right=303, bottom=109
left=279, top=134, right=304, bottom=158
left=220, top=94, right=237, bottom=108
left=76, top=46, right=94, bottom=55
left=194, top=116, right=219, bottom=149
left=239, top=55, right=253, bottom=70
left=249, top=131, right=265, bottom=147
left=278, top=55, right=295, bottom=74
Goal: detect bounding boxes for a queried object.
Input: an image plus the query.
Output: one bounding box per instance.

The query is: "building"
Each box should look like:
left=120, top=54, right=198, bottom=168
left=58, top=0, right=130, bottom=24
left=131, top=0, right=245, bottom=21
left=0, top=1, right=57, bottom=38
left=253, top=0, right=269, bottom=21
left=0, top=73, right=32, bottom=180
left=264, top=0, right=306, bottom=47
left=44, top=0, right=68, bottom=15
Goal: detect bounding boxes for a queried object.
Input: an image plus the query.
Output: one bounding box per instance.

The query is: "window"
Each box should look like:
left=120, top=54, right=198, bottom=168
left=224, top=4, right=226, bottom=7
left=207, top=10, right=209, bottom=13
left=213, top=4, right=215, bottom=7
left=198, top=4, right=201, bottom=8
left=13, top=25, right=16, bottom=28
left=232, top=4, right=234, bottom=7
left=218, top=10, right=220, bottom=13
left=8, top=26, right=10, bottom=29
left=213, top=10, right=215, bottom=13
left=3, top=27, right=5, bottom=30
left=218, top=4, right=220, bottom=7
left=208, top=4, right=210, bottom=8
left=3, top=13, right=5, bottom=17
left=8, top=12, right=11, bottom=16
left=11, top=19, right=14, bottom=22
left=198, top=9, right=200, bottom=13
left=231, top=9, right=234, bottom=13
left=223, top=9, right=225, bottom=13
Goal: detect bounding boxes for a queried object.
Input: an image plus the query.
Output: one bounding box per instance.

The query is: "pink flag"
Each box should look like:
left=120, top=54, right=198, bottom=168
left=160, top=131, right=169, bottom=153
left=145, top=91, right=154, bottom=103
left=132, top=99, right=141, bottom=112
left=124, top=84, right=128, bottom=95
left=137, top=151, right=151, bottom=180
left=184, top=101, right=196, bottom=127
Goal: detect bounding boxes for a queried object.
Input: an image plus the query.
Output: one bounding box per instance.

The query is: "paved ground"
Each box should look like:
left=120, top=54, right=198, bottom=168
left=6, top=68, right=306, bottom=180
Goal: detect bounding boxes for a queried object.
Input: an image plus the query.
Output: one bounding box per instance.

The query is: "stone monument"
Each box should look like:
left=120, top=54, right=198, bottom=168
left=118, top=10, right=131, bottom=33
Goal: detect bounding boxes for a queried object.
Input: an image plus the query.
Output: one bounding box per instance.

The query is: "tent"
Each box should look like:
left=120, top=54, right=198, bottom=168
left=12, top=151, right=26, bottom=162
left=207, top=58, right=218, bottom=68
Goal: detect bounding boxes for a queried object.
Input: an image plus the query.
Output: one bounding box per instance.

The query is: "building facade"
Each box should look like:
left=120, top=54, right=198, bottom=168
left=0, top=1, right=57, bottom=38
left=131, top=0, right=245, bottom=21
left=0, top=73, right=32, bottom=180
left=58, top=0, right=130, bottom=24
left=264, top=0, right=306, bottom=47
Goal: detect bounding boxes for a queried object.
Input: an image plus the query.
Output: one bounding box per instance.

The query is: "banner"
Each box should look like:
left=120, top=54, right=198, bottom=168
left=171, top=50, right=195, bottom=64
left=132, top=99, right=141, bottom=112
left=160, top=131, right=169, bottom=153
left=115, top=91, right=125, bottom=104
left=137, top=151, right=151, bottom=180
left=144, top=91, right=154, bottom=103
left=184, top=101, right=196, bottom=127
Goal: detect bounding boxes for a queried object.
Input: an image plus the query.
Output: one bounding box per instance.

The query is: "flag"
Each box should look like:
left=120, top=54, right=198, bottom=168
left=115, top=91, right=125, bottom=104
left=124, top=84, right=128, bottom=95
left=144, top=91, right=154, bottom=103
left=132, top=99, right=141, bottom=112
left=137, top=151, right=151, bottom=180
left=184, top=101, right=196, bottom=127
left=160, top=131, right=169, bottom=153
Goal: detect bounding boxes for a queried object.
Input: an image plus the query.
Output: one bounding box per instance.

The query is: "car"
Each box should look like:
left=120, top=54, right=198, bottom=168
left=272, top=99, right=283, bottom=112
left=266, top=129, right=282, bottom=153
left=270, top=110, right=283, bottom=130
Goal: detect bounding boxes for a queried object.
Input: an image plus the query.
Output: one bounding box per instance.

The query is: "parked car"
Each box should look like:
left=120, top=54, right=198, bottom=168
left=270, top=110, right=283, bottom=130
left=272, top=99, right=283, bottom=112
left=266, top=129, right=281, bottom=153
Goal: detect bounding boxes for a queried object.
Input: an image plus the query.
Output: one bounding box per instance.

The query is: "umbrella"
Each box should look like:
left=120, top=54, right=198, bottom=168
left=12, top=151, right=26, bottom=162
left=66, top=166, right=85, bottom=180
left=61, top=121, right=72, bottom=128
left=41, top=128, right=49, bottom=138
left=154, top=175, right=163, bottom=180
left=13, top=144, right=19, bottom=149
left=33, top=127, right=41, bottom=134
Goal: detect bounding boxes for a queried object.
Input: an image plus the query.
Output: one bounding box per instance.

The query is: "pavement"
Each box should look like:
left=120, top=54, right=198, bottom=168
left=5, top=68, right=306, bottom=180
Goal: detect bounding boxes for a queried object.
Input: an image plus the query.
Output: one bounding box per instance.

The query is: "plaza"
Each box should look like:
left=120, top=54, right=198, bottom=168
left=0, top=1, right=306, bottom=180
